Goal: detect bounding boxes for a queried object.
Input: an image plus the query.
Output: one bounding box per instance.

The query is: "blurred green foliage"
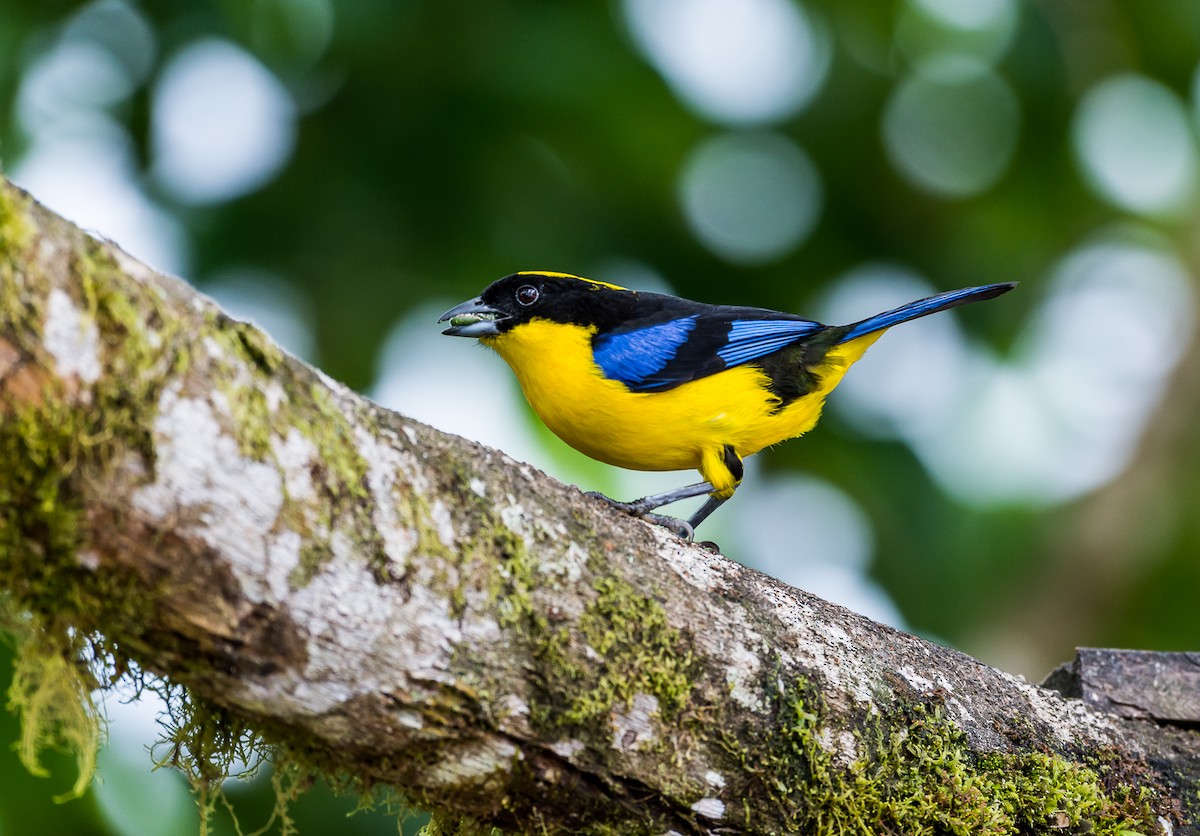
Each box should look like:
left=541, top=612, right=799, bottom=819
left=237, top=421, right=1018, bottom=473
left=3, top=0, right=1200, bottom=831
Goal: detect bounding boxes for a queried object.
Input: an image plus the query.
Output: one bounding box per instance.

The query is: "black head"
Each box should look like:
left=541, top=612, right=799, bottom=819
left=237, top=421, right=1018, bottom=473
left=439, top=272, right=639, bottom=337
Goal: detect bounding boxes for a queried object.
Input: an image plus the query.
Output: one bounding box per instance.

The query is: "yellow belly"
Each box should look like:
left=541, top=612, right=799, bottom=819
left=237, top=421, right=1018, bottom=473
left=484, top=320, right=880, bottom=492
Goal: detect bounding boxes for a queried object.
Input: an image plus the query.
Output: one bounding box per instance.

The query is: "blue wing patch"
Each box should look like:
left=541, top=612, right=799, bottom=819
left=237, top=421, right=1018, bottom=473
left=594, top=315, right=824, bottom=390
left=717, top=319, right=823, bottom=365
left=593, top=317, right=698, bottom=387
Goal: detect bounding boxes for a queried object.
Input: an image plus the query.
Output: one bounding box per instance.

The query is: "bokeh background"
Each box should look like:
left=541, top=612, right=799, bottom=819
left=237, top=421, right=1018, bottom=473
left=3, top=0, right=1200, bottom=831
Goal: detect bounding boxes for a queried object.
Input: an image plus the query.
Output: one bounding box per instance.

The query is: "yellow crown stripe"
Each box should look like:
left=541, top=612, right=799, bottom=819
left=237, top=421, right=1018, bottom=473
left=516, top=271, right=627, bottom=292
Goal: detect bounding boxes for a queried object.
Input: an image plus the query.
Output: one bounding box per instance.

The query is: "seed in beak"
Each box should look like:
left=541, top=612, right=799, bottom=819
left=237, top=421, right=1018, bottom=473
left=450, top=312, right=497, bottom=327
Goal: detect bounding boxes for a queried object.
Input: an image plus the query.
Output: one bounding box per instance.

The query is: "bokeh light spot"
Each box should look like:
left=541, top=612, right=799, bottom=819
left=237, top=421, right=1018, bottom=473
left=63, top=0, right=157, bottom=88
left=11, top=125, right=188, bottom=276
left=93, top=678, right=194, bottom=835
left=1073, top=74, right=1199, bottom=216
left=897, top=0, right=1018, bottom=70
left=679, top=132, right=822, bottom=265
left=818, top=266, right=970, bottom=439
left=731, top=474, right=904, bottom=626
left=18, top=42, right=132, bottom=129
left=735, top=475, right=872, bottom=571
left=151, top=39, right=296, bottom=204
left=622, top=0, right=831, bottom=125
left=913, top=0, right=1013, bottom=32
left=882, top=63, right=1020, bottom=197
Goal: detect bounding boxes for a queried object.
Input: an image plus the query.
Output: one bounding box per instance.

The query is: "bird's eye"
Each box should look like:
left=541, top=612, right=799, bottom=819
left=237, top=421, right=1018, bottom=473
left=515, top=284, right=540, bottom=306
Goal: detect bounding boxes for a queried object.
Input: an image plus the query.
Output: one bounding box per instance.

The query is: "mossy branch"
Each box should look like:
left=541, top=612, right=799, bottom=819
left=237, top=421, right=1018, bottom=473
left=0, top=174, right=1197, bottom=835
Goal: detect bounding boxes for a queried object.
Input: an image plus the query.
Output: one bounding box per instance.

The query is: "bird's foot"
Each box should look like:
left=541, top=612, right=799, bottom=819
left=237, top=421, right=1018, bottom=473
left=584, top=491, right=695, bottom=540
left=643, top=513, right=694, bottom=541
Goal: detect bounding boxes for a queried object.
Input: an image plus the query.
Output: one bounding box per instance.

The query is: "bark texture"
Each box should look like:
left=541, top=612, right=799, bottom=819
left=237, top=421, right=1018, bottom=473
left=1, top=175, right=1197, bottom=834
left=1043, top=649, right=1200, bottom=725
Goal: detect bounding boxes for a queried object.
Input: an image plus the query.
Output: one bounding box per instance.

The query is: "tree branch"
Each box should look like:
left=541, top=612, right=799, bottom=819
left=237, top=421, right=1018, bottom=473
left=1, top=175, right=1196, bottom=834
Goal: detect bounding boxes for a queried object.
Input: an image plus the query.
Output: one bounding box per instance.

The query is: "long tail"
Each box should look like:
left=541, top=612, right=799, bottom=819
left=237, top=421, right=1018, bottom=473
left=838, top=282, right=1016, bottom=344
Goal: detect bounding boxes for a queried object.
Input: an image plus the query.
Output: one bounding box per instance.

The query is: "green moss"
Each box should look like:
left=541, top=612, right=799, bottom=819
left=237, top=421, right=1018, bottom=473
left=474, top=524, right=702, bottom=815
left=229, top=318, right=284, bottom=376
left=487, top=524, right=540, bottom=628
left=225, top=375, right=275, bottom=459
left=0, top=184, right=422, bottom=833
left=191, top=309, right=368, bottom=498
left=202, top=318, right=290, bottom=462
left=0, top=190, right=39, bottom=338
left=300, top=381, right=368, bottom=501
left=0, top=220, right=182, bottom=800
left=561, top=575, right=694, bottom=725
left=407, top=490, right=454, bottom=565
left=726, top=676, right=1164, bottom=835
left=286, top=381, right=381, bottom=582
left=487, top=530, right=697, bottom=737
left=152, top=686, right=268, bottom=826
left=0, top=391, right=107, bottom=801
left=0, top=184, right=34, bottom=269
left=0, top=191, right=257, bottom=816
left=2, top=612, right=100, bottom=803
left=291, top=541, right=333, bottom=587
left=0, top=220, right=118, bottom=798
left=418, top=815, right=503, bottom=836
left=469, top=521, right=572, bottom=733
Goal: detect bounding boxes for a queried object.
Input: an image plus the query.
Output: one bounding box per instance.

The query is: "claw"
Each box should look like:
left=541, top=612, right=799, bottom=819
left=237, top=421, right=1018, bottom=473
left=643, top=513, right=694, bottom=541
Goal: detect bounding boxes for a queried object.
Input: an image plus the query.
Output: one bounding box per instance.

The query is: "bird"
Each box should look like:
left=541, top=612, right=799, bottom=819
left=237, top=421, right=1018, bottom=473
left=440, top=272, right=1015, bottom=538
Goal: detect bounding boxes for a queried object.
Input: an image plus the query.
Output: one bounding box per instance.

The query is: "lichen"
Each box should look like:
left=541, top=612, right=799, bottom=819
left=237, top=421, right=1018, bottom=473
left=283, top=382, right=378, bottom=581
left=197, top=309, right=386, bottom=588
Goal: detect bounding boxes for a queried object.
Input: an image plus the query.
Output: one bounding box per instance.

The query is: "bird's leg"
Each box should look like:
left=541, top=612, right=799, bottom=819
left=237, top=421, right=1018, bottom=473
left=686, top=495, right=728, bottom=530
left=585, top=481, right=716, bottom=539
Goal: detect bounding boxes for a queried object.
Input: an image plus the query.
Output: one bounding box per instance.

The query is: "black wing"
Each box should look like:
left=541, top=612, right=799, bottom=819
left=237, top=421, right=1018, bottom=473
left=592, top=301, right=827, bottom=392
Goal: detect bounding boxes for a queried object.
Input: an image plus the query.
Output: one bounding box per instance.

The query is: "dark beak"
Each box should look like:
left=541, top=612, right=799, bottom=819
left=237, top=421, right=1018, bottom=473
left=438, top=298, right=507, bottom=337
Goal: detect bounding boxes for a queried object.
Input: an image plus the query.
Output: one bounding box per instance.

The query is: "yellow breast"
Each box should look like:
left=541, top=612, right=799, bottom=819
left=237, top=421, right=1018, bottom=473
left=483, top=319, right=881, bottom=481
